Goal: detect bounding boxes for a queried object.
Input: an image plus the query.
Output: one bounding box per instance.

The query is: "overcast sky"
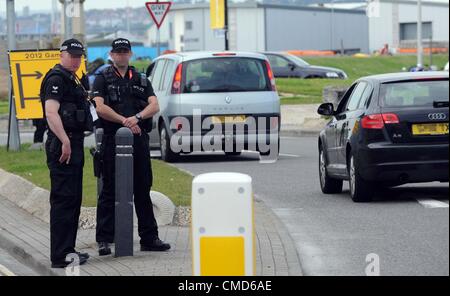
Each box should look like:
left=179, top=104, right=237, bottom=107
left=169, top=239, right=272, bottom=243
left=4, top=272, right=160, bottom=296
left=0, top=0, right=150, bottom=14
left=1, top=0, right=449, bottom=14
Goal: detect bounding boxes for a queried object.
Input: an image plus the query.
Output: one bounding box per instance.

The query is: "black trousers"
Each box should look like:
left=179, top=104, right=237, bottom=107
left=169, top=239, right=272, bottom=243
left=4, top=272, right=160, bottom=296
left=96, top=132, right=159, bottom=245
left=33, top=119, right=47, bottom=143
left=45, top=133, right=84, bottom=263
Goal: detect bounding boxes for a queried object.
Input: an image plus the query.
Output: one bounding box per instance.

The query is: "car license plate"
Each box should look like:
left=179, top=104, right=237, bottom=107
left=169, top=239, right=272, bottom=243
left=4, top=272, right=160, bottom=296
left=212, top=115, right=247, bottom=124
left=412, top=123, right=449, bottom=135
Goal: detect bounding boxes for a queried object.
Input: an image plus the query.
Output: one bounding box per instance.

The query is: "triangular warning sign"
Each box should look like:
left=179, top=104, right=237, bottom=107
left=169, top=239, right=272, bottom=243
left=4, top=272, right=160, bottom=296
left=145, top=2, right=172, bottom=29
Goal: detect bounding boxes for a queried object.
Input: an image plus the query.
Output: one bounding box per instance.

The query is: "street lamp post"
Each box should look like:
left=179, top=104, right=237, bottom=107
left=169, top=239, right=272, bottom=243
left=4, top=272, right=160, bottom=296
left=330, top=0, right=334, bottom=52
left=417, top=0, right=423, bottom=67
left=224, top=0, right=229, bottom=51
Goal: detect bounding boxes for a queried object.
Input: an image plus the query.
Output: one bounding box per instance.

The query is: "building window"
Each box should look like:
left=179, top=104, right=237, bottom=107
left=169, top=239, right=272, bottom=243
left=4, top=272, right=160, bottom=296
left=400, top=22, right=433, bottom=41
left=185, top=21, right=193, bottom=31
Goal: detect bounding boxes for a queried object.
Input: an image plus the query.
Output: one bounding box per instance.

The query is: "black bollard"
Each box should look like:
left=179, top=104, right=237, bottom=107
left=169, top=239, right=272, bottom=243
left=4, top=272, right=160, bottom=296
left=115, top=127, right=134, bottom=257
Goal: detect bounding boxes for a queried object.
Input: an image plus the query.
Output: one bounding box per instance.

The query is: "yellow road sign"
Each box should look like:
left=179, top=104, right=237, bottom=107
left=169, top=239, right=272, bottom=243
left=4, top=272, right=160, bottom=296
left=8, top=50, right=87, bottom=120
left=210, top=0, right=225, bottom=29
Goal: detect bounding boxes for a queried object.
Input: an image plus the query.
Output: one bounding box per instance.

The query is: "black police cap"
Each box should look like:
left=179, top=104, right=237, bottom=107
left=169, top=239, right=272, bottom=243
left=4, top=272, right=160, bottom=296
left=111, top=38, right=132, bottom=52
left=60, top=38, right=85, bottom=56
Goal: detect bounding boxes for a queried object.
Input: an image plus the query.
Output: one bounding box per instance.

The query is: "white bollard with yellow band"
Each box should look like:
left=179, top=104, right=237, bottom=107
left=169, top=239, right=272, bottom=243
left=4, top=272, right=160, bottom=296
left=192, top=173, right=255, bottom=276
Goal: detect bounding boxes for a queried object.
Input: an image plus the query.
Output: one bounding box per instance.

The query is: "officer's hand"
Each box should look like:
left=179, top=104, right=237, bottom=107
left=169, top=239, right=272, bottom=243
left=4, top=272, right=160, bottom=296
left=123, top=116, right=139, bottom=128
left=59, top=140, right=72, bottom=165
left=130, top=125, right=142, bottom=136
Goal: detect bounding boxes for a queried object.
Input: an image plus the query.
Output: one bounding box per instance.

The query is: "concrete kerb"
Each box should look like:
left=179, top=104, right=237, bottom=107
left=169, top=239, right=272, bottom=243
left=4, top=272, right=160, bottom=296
left=0, top=169, right=304, bottom=276
left=0, top=168, right=180, bottom=228
left=0, top=221, right=59, bottom=276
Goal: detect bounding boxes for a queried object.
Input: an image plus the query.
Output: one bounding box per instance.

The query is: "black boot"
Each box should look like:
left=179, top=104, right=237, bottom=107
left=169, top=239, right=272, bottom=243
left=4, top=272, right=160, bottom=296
left=141, top=238, right=171, bottom=252
left=51, top=255, right=88, bottom=269
left=98, top=242, right=112, bottom=256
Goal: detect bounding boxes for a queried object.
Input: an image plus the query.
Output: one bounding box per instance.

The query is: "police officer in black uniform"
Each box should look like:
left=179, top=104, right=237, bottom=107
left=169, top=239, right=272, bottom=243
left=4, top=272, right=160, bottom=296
left=41, top=39, right=93, bottom=268
left=92, top=38, right=170, bottom=255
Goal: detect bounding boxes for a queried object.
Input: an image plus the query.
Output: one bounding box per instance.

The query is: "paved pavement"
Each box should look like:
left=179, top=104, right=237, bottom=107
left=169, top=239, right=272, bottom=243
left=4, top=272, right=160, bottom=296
left=0, top=247, right=37, bottom=276
left=0, top=190, right=302, bottom=276
left=170, top=136, right=449, bottom=276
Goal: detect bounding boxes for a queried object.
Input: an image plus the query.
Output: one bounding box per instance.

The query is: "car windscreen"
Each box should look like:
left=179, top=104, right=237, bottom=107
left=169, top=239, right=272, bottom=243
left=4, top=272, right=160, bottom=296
left=182, top=57, right=271, bottom=93
left=380, top=79, right=449, bottom=107
left=285, top=54, right=310, bottom=67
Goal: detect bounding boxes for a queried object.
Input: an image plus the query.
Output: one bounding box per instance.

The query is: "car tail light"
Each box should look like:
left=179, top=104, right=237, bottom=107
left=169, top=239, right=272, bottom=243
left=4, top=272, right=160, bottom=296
left=174, top=118, right=183, bottom=131
left=213, top=53, right=236, bottom=56
left=171, top=63, right=183, bottom=94
left=265, top=61, right=277, bottom=91
left=382, top=113, right=400, bottom=124
left=361, top=113, right=399, bottom=129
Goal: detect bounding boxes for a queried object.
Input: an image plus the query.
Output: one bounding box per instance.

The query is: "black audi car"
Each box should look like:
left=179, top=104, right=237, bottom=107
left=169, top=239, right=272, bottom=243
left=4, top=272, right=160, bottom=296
left=317, top=71, right=449, bottom=202
left=262, top=52, right=348, bottom=79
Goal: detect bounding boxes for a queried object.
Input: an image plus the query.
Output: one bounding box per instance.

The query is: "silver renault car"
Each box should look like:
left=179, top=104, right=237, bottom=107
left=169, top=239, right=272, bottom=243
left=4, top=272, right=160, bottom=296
left=147, top=51, right=280, bottom=162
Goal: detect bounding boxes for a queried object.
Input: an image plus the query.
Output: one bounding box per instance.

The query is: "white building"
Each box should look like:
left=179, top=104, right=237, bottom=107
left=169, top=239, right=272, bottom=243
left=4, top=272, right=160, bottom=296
left=367, top=0, right=449, bottom=53
left=151, top=2, right=369, bottom=53
left=147, top=1, right=449, bottom=55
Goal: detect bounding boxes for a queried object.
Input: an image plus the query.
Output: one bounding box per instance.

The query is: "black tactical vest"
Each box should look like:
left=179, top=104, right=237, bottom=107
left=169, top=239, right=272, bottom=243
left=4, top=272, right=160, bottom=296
left=100, top=66, right=152, bottom=133
left=40, top=64, right=93, bottom=133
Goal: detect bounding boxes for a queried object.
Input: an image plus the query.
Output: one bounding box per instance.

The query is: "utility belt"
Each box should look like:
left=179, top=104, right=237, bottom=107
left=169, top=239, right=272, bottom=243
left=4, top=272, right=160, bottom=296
left=59, top=100, right=94, bottom=132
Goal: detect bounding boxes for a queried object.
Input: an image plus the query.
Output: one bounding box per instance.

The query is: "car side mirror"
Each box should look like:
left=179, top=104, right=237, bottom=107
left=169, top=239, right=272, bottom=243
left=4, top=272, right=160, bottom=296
left=288, top=63, right=296, bottom=70
left=317, top=103, right=335, bottom=116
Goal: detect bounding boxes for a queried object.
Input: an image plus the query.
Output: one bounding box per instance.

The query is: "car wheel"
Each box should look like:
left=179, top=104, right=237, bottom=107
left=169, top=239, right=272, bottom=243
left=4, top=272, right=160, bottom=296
left=159, top=124, right=178, bottom=163
left=319, top=146, right=343, bottom=194
left=348, top=154, right=373, bottom=202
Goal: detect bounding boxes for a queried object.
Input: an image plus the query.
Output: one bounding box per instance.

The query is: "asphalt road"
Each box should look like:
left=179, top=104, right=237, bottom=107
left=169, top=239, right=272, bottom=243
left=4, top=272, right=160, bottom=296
left=1, top=133, right=448, bottom=276
left=171, top=136, right=449, bottom=276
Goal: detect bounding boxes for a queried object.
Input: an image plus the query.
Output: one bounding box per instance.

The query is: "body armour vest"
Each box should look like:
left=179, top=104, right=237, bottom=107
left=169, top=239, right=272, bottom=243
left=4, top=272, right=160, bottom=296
left=100, top=65, right=152, bottom=134
left=40, top=64, right=93, bottom=133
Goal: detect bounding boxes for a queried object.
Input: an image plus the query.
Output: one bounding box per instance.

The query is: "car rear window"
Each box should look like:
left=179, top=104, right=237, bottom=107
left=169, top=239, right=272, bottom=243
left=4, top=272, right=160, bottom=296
left=182, top=57, right=271, bottom=93
left=380, top=79, right=449, bottom=107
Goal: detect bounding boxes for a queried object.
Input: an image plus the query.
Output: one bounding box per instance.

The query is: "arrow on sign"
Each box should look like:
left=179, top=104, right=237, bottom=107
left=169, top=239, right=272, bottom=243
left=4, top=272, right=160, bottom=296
left=145, top=1, right=172, bottom=29
left=20, top=70, right=43, bottom=80
left=15, top=63, right=43, bottom=109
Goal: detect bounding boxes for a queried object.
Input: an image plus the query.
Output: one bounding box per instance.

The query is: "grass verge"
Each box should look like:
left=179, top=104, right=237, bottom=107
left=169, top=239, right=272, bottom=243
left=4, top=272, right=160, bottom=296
left=0, top=144, right=193, bottom=207
left=277, top=54, right=449, bottom=105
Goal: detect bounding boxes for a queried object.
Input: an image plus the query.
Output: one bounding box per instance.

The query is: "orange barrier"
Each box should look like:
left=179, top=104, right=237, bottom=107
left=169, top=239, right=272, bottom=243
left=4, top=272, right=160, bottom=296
left=397, top=48, right=448, bottom=54
left=286, top=50, right=336, bottom=56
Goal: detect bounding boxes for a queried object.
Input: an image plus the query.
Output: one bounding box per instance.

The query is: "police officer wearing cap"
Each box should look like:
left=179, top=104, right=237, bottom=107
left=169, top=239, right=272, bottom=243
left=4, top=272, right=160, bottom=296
left=41, top=39, right=93, bottom=268
left=92, top=38, right=170, bottom=256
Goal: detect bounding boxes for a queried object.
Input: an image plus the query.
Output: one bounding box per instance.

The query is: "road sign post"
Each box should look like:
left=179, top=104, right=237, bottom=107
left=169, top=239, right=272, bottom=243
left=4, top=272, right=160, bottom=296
left=146, top=1, right=172, bottom=57
left=6, top=0, right=20, bottom=152
left=210, top=0, right=229, bottom=51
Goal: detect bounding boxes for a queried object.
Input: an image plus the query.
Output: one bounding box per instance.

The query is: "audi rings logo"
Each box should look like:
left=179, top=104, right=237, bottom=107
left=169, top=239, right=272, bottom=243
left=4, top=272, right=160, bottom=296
left=428, top=113, right=447, bottom=120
